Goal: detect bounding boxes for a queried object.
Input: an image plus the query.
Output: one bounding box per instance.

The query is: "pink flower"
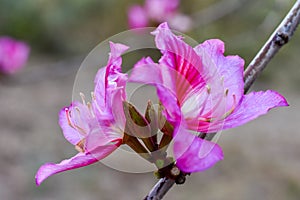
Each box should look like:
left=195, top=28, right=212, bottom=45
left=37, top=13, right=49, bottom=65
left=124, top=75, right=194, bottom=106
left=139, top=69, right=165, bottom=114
left=145, top=0, right=179, bottom=22
left=129, top=22, right=288, bottom=173
left=35, top=42, right=129, bottom=185
left=128, top=5, right=149, bottom=29
left=128, top=0, right=192, bottom=32
left=0, top=36, right=30, bottom=74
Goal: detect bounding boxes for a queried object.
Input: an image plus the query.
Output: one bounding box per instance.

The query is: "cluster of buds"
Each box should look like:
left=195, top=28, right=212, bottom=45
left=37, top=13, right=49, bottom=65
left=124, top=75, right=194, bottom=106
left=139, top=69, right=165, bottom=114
left=122, top=100, right=186, bottom=184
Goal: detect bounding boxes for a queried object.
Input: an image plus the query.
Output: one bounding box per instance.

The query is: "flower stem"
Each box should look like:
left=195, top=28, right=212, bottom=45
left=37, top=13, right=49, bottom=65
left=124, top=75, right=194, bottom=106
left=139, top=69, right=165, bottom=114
left=123, top=133, right=152, bottom=162
left=144, top=1, right=300, bottom=199
left=145, top=100, right=159, bottom=151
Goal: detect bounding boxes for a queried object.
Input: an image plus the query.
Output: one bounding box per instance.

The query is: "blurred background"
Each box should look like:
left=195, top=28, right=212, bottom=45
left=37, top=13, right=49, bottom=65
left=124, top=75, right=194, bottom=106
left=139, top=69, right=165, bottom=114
left=0, top=0, right=299, bottom=199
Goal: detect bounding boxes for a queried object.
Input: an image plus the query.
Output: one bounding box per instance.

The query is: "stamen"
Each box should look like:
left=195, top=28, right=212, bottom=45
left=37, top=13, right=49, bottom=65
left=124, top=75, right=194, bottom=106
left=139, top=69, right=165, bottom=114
left=87, top=102, right=95, bottom=117
left=91, top=92, right=96, bottom=100
left=225, top=89, right=229, bottom=96
left=87, top=102, right=92, bottom=110
left=74, top=125, right=87, bottom=135
left=198, top=94, right=237, bottom=124
left=75, top=106, right=83, bottom=124
left=221, top=94, right=237, bottom=119
left=65, top=108, right=75, bottom=129
left=206, top=85, right=211, bottom=94
left=75, top=138, right=86, bottom=153
left=198, top=117, right=212, bottom=122
left=75, top=106, right=80, bottom=114
left=202, top=93, right=225, bottom=120
left=65, top=107, right=87, bottom=135
left=80, top=92, right=86, bottom=105
left=92, top=92, right=102, bottom=113
left=198, top=91, right=210, bottom=116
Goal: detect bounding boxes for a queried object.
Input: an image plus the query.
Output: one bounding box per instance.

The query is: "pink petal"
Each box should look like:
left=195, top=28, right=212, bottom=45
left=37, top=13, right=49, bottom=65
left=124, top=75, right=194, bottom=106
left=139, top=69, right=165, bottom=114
left=134, top=56, right=155, bottom=66
left=128, top=58, right=181, bottom=122
left=153, top=23, right=206, bottom=91
left=85, top=126, right=122, bottom=152
left=93, top=67, right=110, bottom=119
left=128, top=5, right=149, bottom=29
left=108, top=42, right=130, bottom=63
left=194, top=39, right=245, bottom=110
left=186, top=90, right=288, bottom=133
left=180, top=86, right=210, bottom=118
left=222, top=90, right=289, bottom=129
left=129, top=57, right=172, bottom=89
left=186, top=117, right=226, bottom=133
left=153, top=23, right=225, bottom=108
left=182, top=87, right=229, bottom=133
left=110, top=88, right=126, bottom=129
left=35, top=139, right=122, bottom=186
left=94, top=42, right=129, bottom=86
left=0, top=37, right=30, bottom=74
left=152, top=23, right=226, bottom=121
left=173, top=124, right=223, bottom=173
left=86, top=90, right=124, bottom=153
left=93, top=42, right=128, bottom=120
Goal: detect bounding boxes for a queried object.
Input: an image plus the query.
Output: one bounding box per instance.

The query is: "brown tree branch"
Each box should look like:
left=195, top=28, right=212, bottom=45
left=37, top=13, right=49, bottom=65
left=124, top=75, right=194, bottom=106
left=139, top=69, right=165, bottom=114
left=143, top=178, right=175, bottom=200
left=144, top=1, right=300, bottom=199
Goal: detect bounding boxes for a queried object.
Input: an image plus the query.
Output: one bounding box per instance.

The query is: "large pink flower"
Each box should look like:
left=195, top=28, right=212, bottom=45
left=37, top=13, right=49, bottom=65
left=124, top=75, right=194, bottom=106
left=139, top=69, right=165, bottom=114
left=0, top=36, right=30, bottom=74
left=128, top=0, right=192, bottom=32
left=35, top=42, right=128, bottom=185
left=129, top=22, right=288, bottom=173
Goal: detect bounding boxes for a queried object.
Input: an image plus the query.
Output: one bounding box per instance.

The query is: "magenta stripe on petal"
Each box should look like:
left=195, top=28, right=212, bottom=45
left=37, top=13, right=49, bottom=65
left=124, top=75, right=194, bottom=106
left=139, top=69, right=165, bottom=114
left=153, top=23, right=206, bottom=90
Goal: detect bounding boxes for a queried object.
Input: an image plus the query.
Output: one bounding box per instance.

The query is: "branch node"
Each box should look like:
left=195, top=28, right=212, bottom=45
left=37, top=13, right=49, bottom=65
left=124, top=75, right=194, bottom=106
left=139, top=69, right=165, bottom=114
left=274, top=31, right=289, bottom=46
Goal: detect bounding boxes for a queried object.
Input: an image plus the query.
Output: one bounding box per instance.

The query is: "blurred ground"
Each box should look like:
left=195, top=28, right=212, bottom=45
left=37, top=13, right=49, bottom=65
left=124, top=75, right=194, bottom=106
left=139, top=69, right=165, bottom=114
left=0, top=0, right=300, bottom=199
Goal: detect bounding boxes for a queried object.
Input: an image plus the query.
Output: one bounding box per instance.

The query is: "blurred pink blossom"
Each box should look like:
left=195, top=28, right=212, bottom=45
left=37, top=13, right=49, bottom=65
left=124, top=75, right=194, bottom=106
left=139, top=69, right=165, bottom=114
left=128, top=0, right=192, bottom=32
left=128, top=5, right=149, bottom=29
left=0, top=36, right=30, bottom=74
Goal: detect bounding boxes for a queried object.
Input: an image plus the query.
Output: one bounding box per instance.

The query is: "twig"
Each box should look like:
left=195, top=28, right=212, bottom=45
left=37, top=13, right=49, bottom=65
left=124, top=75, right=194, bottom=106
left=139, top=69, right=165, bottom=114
left=144, top=1, right=300, bottom=199
left=144, top=178, right=175, bottom=200
left=244, top=0, right=300, bottom=93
